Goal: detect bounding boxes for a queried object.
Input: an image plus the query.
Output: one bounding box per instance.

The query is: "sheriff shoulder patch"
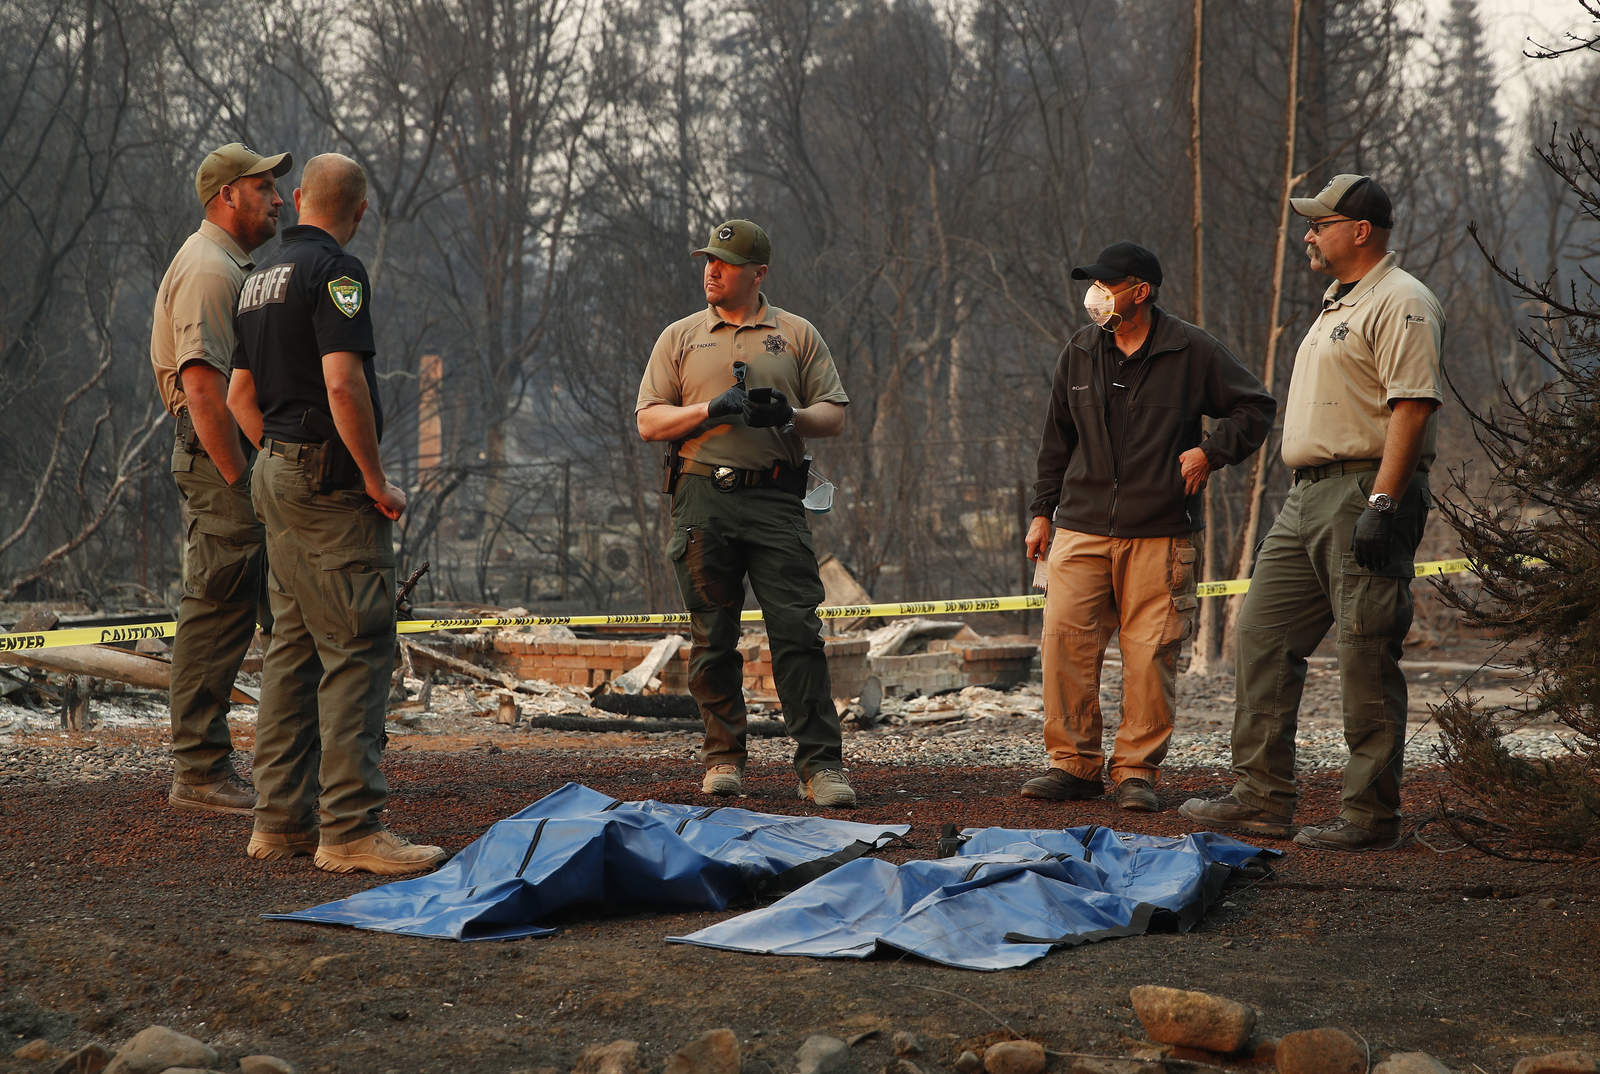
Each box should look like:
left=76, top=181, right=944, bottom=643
left=328, top=276, right=364, bottom=319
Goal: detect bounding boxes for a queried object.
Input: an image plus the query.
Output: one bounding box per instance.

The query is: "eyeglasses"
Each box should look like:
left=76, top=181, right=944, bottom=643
left=1305, top=217, right=1357, bottom=235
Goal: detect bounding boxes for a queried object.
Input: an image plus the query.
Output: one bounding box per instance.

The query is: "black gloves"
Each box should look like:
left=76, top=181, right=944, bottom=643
left=705, top=384, right=749, bottom=423
left=744, top=387, right=794, bottom=428
left=1351, top=506, right=1395, bottom=570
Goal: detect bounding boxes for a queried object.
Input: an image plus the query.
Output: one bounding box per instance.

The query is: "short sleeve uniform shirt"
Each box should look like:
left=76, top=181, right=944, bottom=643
left=149, top=220, right=254, bottom=417
left=234, top=224, right=383, bottom=443
left=635, top=295, right=849, bottom=470
left=1280, top=252, right=1444, bottom=470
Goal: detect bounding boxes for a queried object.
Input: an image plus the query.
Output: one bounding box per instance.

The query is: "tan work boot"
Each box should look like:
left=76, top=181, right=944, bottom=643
left=701, top=764, right=742, bottom=796
left=314, top=829, right=448, bottom=875
left=169, top=770, right=256, bottom=816
left=798, top=768, right=857, bottom=808
left=247, top=828, right=319, bottom=861
left=1178, top=793, right=1292, bottom=838
left=1292, top=816, right=1399, bottom=852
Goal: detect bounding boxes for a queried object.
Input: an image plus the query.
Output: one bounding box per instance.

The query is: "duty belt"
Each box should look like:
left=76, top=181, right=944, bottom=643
left=678, top=458, right=805, bottom=495
left=262, top=437, right=319, bottom=462
left=1292, top=459, right=1381, bottom=484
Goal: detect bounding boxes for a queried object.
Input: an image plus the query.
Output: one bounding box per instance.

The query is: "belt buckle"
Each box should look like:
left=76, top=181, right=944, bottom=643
left=711, top=466, right=739, bottom=492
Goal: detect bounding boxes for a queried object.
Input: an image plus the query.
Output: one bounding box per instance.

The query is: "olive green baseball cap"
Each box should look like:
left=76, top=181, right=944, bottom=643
left=195, top=142, right=293, bottom=207
left=692, top=219, right=771, bottom=265
left=1291, top=173, right=1394, bottom=229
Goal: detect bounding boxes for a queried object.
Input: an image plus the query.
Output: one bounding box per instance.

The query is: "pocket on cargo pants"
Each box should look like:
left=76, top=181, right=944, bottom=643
left=1159, top=535, right=1200, bottom=646
left=185, top=513, right=265, bottom=605
left=308, top=545, right=397, bottom=639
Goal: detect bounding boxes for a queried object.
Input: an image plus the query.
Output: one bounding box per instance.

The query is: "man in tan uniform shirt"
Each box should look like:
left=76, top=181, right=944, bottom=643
left=150, top=142, right=291, bottom=814
left=1181, top=174, right=1445, bottom=851
left=636, top=219, right=857, bottom=807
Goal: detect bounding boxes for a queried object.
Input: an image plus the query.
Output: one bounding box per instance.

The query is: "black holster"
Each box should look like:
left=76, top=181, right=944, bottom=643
left=175, top=407, right=203, bottom=453
left=660, top=442, right=684, bottom=495
left=299, top=409, right=362, bottom=493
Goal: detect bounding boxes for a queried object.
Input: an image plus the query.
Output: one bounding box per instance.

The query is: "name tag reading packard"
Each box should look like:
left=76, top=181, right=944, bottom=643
left=712, top=466, right=740, bottom=492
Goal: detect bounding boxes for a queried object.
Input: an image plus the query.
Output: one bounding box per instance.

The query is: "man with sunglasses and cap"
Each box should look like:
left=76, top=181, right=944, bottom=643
left=1023, top=241, right=1274, bottom=813
left=636, top=219, right=856, bottom=807
left=150, top=141, right=291, bottom=816
left=1180, top=175, right=1445, bottom=851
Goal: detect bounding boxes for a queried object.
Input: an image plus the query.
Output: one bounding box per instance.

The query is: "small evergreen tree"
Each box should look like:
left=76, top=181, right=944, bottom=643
left=1434, top=126, right=1600, bottom=858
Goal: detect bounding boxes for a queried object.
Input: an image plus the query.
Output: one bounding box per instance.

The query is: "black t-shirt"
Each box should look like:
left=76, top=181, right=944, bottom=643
left=234, top=224, right=383, bottom=443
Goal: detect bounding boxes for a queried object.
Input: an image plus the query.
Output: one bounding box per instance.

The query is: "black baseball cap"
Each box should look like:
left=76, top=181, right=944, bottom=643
left=1291, top=174, right=1394, bottom=229
left=1071, top=241, right=1163, bottom=287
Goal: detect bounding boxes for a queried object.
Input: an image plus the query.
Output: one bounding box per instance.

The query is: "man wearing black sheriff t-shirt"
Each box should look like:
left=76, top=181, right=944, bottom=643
left=228, top=153, right=444, bottom=876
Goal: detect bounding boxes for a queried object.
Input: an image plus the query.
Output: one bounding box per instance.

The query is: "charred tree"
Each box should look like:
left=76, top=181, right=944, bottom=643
left=1433, top=127, right=1600, bottom=859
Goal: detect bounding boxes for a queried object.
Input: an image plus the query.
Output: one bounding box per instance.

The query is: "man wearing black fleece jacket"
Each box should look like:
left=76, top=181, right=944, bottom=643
left=1022, top=241, right=1275, bottom=813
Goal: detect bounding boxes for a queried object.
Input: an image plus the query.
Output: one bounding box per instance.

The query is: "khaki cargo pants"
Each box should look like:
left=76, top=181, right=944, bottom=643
left=169, top=435, right=270, bottom=785
left=250, top=448, right=396, bottom=843
left=1230, top=469, right=1430, bottom=830
left=667, top=475, right=842, bottom=779
left=1040, top=528, right=1199, bottom=786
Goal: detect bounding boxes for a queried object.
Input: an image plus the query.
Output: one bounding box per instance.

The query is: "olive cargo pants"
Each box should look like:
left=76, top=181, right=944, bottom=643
left=1230, top=469, right=1430, bottom=830
left=667, top=475, right=842, bottom=779
left=169, top=435, right=270, bottom=784
left=1040, top=529, right=1199, bottom=786
left=250, top=447, right=396, bottom=843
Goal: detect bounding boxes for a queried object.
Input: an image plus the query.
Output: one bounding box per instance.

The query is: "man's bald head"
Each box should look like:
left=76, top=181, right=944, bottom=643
left=299, top=154, right=366, bottom=217
left=293, top=153, right=368, bottom=245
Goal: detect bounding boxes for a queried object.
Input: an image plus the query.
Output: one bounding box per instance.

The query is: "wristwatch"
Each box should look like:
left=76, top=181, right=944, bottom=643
left=1367, top=492, right=1395, bottom=513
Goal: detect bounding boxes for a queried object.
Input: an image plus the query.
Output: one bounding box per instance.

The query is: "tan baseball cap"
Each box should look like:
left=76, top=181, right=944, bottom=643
left=692, top=219, right=771, bottom=265
left=1291, top=173, right=1394, bottom=229
left=195, top=142, right=293, bottom=207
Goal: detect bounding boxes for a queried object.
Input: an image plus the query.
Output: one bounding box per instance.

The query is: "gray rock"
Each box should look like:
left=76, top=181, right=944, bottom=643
left=1373, top=1053, right=1452, bottom=1074
left=574, top=1040, right=643, bottom=1074
left=1513, top=1052, right=1600, bottom=1074
left=892, top=1033, right=925, bottom=1058
left=1276, top=1028, right=1366, bottom=1074
left=103, top=1027, right=217, bottom=1074
left=239, top=1057, right=296, bottom=1074
left=1129, top=984, right=1256, bottom=1055
left=663, top=1029, right=739, bottom=1074
left=955, top=1051, right=983, bottom=1074
left=50, top=1041, right=113, bottom=1074
left=797, top=1035, right=852, bottom=1074
left=983, top=1040, right=1045, bottom=1074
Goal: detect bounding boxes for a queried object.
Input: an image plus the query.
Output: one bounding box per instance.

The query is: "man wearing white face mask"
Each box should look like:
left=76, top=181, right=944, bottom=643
left=1023, top=242, right=1275, bottom=812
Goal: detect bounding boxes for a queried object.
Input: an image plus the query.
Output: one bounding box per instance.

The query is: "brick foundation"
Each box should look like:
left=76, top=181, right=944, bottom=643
left=487, top=631, right=1037, bottom=701
left=490, top=633, right=871, bottom=701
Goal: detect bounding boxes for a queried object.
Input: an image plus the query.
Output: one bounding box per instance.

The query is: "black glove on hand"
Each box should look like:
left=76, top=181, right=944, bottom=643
left=1351, top=506, right=1395, bottom=571
left=705, top=384, right=749, bottom=423
left=744, top=387, right=794, bottom=428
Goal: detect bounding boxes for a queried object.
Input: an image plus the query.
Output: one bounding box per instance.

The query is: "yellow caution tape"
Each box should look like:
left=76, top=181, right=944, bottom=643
left=0, top=622, right=176, bottom=654
left=0, top=557, right=1484, bottom=653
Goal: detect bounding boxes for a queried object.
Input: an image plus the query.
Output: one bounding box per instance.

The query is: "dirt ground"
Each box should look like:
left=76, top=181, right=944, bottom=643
left=3, top=694, right=1599, bottom=1074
